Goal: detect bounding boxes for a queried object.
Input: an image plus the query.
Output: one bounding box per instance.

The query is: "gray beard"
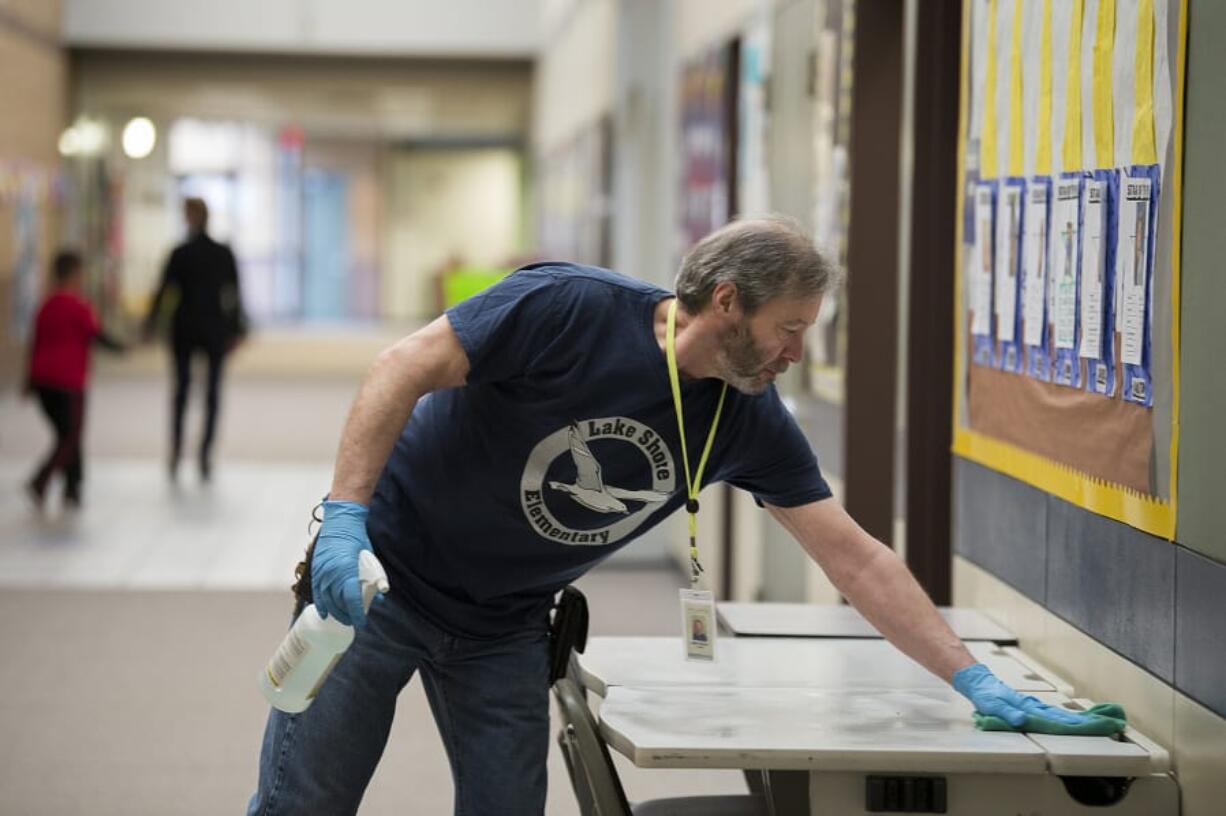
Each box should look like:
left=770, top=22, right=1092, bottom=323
left=719, top=322, right=771, bottom=395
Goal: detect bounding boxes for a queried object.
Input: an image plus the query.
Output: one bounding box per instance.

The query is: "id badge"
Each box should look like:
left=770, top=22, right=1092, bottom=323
left=679, top=588, right=716, bottom=661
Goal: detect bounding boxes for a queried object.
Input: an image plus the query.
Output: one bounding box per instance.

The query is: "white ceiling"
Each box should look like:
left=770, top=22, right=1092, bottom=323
left=62, top=0, right=542, bottom=58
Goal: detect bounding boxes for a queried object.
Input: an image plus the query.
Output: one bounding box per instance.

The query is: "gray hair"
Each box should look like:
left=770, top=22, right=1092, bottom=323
left=674, top=216, right=841, bottom=314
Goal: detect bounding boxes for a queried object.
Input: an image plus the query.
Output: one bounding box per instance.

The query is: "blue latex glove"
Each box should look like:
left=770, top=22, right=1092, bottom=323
left=311, top=499, right=373, bottom=628
left=952, top=663, right=1095, bottom=729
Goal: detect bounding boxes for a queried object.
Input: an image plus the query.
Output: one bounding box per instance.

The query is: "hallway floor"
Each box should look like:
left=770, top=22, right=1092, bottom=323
left=0, top=334, right=749, bottom=814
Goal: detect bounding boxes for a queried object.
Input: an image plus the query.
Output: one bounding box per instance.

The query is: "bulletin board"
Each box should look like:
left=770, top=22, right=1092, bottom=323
left=679, top=43, right=738, bottom=252
left=952, top=0, right=1187, bottom=538
left=807, top=0, right=855, bottom=405
left=1, top=162, right=69, bottom=341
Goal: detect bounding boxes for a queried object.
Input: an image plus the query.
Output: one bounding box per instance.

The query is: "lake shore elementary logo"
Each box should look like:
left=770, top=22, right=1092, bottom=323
left=520, top=417, right=677, bottom=546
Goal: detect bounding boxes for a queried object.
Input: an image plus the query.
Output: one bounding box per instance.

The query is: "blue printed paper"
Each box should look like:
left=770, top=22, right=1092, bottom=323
left=1081, top=170, right=1117, bottom=397
left=971, top=181, right=996, bottom=367
left=1021, top=177, right=1052, bottom=380
left=1117, top=164, right=1160, bottom=406
left=993, top=178, right=1026, bottom=373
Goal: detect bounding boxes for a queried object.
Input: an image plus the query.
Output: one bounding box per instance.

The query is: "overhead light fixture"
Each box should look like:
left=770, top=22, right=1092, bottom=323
left=58, top=126, right=82, bottom=157
left=122, top=116, right=157, bottom=159
left=75, top=119, right=107, bottom=155
left=58, top=117, right=111, bottom=158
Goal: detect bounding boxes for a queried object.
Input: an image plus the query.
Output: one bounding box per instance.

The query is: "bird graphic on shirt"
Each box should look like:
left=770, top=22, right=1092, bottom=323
left=548, top=423, right=671, bottom=514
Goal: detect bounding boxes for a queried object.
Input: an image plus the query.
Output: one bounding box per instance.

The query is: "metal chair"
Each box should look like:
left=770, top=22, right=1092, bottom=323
left=552, top=673, right=771, bottom=816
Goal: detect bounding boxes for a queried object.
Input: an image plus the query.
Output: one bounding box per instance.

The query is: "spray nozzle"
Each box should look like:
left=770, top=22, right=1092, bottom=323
left=357, top=550, right=390, bottom=612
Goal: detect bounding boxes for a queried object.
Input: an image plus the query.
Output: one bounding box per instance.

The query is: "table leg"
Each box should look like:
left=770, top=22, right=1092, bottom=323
left=762, top=770, right=810, bottom=816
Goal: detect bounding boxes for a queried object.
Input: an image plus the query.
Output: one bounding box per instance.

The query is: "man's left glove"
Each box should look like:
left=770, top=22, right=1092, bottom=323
left=310, top=499, right=373, bottom=628
left=952, top=662, right=1121, bottom=734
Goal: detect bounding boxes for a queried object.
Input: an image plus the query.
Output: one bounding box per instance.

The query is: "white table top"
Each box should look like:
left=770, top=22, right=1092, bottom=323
left=717, top=602, right=1017, bottom=643
left=576, top=637, right=1053, bottom=697
left=597, top=686, right=1156, bottom=777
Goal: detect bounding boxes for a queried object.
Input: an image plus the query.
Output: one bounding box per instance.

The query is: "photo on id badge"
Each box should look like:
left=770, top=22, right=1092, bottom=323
left=680, top=588, right=716, bottom=661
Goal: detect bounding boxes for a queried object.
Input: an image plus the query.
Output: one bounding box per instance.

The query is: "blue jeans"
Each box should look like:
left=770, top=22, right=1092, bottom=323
left=247, top=591, right=551, bottom=815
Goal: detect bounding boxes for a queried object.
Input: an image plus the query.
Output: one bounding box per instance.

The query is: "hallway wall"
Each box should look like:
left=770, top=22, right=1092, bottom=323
left=532, top=0, right=845, bottom=603
left=384, top=146, right=524, bottom=320
left=533, top=0, right=616, bottom=154
left=68, top=51, right=533, bottom=324
left=952, top=2, right=1226, bottom=811
left=0, top=1, right=68, bottom=387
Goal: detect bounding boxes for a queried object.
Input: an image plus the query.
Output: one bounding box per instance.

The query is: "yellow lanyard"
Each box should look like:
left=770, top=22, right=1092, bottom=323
left=665, top=299, right=727, bottom=583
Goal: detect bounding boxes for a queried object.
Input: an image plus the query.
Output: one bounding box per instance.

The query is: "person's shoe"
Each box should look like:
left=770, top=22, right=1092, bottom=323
left=168, top=456, right=180, bottom=484
left=63, top=490, right=82, bottom=510
left=199, top=457, right=212, bottom=483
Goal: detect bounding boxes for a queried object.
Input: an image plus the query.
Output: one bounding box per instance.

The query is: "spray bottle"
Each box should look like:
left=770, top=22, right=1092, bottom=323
left=259, top=550, right=389, bottom=713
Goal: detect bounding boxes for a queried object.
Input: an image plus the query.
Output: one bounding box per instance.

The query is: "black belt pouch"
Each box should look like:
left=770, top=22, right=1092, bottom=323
left=548, top=586, right=589, bottom=683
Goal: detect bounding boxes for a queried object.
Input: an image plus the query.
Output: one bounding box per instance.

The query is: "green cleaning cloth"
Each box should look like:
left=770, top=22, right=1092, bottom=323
left=974, top=702, right=1128, bottom=736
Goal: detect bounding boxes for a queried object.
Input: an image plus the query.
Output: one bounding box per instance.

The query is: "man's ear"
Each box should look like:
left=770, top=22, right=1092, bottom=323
left=712, top=281, right=740, bottom=318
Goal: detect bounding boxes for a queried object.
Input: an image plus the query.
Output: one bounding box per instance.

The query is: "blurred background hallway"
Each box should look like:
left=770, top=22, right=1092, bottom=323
left=1, top=330, right=731, bottom=814
left=3, top=0, right=1224, bottom=813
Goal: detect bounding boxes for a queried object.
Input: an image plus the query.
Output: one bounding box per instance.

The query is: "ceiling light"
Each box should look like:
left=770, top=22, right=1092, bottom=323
left=58, top=126, right=82, bottom=157
left=122, top=117, right=157, bottom=159
left=75, top=119, right=107, bottom=155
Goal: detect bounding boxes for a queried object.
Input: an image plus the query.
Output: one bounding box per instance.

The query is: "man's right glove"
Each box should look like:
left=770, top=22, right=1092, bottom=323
left=310, top=499, right=374, bottom=628
left=952, top=662, right=1124, bottom=735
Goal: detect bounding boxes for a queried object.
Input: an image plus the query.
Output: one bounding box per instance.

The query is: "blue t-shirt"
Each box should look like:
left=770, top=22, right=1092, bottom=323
left=368, top=263, right=831, bottom=637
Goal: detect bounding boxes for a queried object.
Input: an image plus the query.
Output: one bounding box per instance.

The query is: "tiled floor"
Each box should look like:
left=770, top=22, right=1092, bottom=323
left=0, top=458, right=331, bottom=590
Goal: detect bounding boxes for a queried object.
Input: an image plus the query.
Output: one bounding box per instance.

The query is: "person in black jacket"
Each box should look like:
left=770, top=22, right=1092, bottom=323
left=144, top=197, right=246, bottom=482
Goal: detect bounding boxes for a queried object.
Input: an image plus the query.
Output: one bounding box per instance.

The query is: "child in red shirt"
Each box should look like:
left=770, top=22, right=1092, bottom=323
left=25, top=251, right=123, bottom=508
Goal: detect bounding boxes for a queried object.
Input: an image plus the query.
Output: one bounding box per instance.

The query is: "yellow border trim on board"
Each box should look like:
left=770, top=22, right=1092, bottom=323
left=952, top=0, right=1186, bottom=542
left=953, top=428, right=1175, bottom=537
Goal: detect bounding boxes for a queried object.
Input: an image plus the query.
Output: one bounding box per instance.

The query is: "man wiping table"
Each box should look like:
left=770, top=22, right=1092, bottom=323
left=247, top=217, right=1122, bottom=816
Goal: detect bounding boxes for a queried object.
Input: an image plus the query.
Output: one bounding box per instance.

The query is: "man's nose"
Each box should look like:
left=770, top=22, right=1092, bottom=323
left=783, top=334, right=804, bottom=362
